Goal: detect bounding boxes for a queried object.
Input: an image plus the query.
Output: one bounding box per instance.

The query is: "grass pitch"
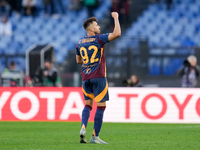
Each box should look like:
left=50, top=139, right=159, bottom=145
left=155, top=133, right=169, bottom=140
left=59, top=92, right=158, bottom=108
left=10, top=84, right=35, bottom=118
left=0, top=122, right=199, bottom=150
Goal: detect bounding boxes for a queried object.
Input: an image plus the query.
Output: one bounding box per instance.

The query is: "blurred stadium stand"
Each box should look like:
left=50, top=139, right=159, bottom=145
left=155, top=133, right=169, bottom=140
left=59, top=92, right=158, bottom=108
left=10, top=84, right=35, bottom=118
left=105, top=0, right=200, bottom=86
left=0, top=0, right=200, bottom=87
left=0, top=0, right=111, bottom=72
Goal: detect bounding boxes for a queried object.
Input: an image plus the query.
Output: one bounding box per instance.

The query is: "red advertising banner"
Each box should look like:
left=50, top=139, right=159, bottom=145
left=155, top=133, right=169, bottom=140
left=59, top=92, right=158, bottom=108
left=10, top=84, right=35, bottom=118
left=0, top=87, right=96, bottom=121
left=0, top=87, right=200, bottom=123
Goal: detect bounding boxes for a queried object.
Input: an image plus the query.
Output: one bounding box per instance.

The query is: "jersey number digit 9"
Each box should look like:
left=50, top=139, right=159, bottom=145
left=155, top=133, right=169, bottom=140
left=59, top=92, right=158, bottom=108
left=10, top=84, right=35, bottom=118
left=80, top=45, right=99, bottom=64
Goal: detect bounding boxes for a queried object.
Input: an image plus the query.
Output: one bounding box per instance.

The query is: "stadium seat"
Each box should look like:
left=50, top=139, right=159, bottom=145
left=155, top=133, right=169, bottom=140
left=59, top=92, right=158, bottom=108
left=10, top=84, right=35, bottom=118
left=0, top=58, right=6, bottom=73
left=163, top=58, right=183, bottom=75
left=125, top=0, right=200, bottom=48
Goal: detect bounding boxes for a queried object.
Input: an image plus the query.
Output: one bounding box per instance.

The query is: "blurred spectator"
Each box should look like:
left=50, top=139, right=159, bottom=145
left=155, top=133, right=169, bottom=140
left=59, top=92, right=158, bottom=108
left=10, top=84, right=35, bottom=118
left=111, top=0, right=120, bottom=13
left=111, top=0, right=131, bottom=27
left=4, top=61, right=19, bottom=72
left=7, top=0, right=22, bottom=16
left=52, top=0, right=65, bottom=15
left=123, top=75, right=143, bottom=87
left=130, top=75, right=143, bottom=87
left=0, top=15, right=12, bottom=36
left=68, top=0, right=82, bottom=11
left=0, top=0, right=10, bottom=16
left=1, top=61, right=24, bottom=87
left=110, top=0, right=120, bottom=28
left=43, top=0, right=55, bottom=16
left=43, top=60, right=58, bottom=87
left=177, top=55, right=200, bottom=87
left=83, top=0, right=100, bottom=17
left=119, top=0, right=131, bottom=27
left=22, top=0, right=37, bottom=16
left=5, top=61, right=15, bottom=72
left=166, top=0, right=172, bottom=10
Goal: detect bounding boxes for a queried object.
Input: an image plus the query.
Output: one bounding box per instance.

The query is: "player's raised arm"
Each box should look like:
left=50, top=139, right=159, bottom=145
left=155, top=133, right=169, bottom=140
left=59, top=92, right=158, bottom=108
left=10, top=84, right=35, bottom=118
left=108, top=12, right=121, bottom=41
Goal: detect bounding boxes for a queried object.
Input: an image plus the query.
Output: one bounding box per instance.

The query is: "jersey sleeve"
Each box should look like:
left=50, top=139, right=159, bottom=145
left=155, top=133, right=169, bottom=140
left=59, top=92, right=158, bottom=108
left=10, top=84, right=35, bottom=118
left=97, top=33, right=109, bottom=44
left=76, top=44, right=80, bottom=55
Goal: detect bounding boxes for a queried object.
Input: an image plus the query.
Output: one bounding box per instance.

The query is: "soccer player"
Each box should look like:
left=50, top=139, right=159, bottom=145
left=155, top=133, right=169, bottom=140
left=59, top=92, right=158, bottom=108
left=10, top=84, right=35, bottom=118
left=76, top=12, right=121, bottom=144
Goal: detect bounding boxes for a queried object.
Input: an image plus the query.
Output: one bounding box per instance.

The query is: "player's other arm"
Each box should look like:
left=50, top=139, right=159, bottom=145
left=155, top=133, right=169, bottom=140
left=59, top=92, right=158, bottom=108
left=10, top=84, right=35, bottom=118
left=76, top=55, right=83, bottom=65
left=108, top=12, right=121, bottom=41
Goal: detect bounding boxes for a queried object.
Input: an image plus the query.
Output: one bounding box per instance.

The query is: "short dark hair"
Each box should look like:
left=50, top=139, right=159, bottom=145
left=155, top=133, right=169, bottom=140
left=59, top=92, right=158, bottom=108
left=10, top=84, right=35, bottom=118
left=45, top=59, right=51, bottom=63
left=10, top=61, right=15, bottom=66
left=83, top=17, right=98, bottom=30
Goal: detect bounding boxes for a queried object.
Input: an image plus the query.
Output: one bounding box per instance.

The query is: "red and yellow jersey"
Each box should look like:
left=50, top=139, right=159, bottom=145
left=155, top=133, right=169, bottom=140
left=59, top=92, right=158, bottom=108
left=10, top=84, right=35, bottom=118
left=76, top=34, right=110, bottom=81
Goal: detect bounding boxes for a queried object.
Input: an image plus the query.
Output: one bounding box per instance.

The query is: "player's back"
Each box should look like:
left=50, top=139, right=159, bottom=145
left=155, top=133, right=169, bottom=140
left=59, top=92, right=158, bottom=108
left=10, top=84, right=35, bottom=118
left=76, top=34, right=109, bottom=81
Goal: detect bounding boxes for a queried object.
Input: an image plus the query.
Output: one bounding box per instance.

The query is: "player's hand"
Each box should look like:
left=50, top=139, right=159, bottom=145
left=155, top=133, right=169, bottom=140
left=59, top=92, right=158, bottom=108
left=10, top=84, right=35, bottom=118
left=111, top=12, right=119, bottom=19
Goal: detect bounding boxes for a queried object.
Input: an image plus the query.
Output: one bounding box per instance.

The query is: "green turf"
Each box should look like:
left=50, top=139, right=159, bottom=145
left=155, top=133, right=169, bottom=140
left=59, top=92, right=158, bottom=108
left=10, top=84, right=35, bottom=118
left=0, top=122, right=199, bottom=150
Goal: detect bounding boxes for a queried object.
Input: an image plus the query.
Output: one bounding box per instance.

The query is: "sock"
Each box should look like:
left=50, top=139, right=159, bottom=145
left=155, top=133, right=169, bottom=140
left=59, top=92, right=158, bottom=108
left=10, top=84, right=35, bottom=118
left=81, top=105, right=92, bottom=128
left=93, top=106, right=106, bottom=137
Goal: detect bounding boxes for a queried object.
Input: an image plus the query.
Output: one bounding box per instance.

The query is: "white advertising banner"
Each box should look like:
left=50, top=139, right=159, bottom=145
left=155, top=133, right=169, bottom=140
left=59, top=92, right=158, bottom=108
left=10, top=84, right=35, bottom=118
left=0, top=87, right=200, bottom=123
left=105, top=88, right=200, bottom=123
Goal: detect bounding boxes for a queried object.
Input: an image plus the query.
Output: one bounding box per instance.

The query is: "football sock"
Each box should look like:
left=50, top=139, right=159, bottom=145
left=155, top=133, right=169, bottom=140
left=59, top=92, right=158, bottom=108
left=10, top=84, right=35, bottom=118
left=81, top=105, right=92, bottom=129
left=93, top=106, right=106, bottom=137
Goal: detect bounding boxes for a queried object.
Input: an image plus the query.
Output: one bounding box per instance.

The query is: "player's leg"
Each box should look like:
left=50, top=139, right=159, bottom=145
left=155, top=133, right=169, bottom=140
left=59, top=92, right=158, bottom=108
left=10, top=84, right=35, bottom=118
left=80, top=99, right=93, bottom=143
left=93, top=101, right=106, bottom=137
left=90, top=101, right=107, bottom=144
left=90, top=77, right=109, bottom=144
left=80, top=79, right=94, bottom=143
left=81, top=99, right=93, bottom=129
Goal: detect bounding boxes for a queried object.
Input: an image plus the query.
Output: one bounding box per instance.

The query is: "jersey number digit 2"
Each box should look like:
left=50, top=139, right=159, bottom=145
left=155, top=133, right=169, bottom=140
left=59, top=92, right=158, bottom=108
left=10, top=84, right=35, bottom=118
left=80, top=45, right=99, bottom=64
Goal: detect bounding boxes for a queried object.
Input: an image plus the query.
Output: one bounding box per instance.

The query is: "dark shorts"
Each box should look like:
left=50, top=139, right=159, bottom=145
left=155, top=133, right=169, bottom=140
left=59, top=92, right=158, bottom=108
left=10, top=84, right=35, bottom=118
left=82, top=77, right=109, bottom=102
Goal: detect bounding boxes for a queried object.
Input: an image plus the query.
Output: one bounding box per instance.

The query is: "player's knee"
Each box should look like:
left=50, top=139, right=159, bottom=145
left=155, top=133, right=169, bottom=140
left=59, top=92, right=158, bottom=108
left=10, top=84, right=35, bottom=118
left=85, top=99, right=93, bottom=106
left=97, top=106, right=106, bottom=111
left=96, top=101, right=106, bottom=107
left=85, top=105, right=92, bottom=110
